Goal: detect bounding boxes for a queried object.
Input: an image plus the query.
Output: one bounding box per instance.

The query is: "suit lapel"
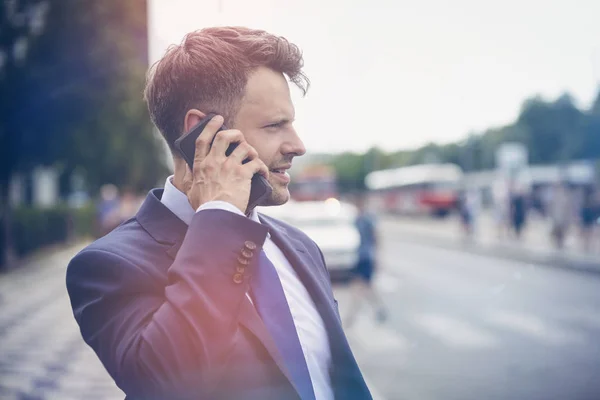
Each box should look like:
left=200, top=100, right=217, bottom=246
left=154, top=207, right=301, bottom=398
left=144, top=195, right=343, bottom=399
left=237, top=298, right=301, bottom=397
left=257, top=215, right=340, bottom=341
left=240, top=217, right=322, bottom=399
left=259, top=214, right=366, bottom=398
left=257, top=217, right=341, bottom=399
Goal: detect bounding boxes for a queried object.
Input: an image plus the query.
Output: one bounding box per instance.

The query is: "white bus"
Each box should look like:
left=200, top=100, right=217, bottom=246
left=365, top=164, right=464, bottom=216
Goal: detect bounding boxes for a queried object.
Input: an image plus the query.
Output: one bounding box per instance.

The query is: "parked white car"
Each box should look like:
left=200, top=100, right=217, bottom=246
left=258, top=199, right=360, bottom=281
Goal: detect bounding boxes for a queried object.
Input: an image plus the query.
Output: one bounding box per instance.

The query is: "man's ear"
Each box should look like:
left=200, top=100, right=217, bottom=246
left=183, top=109, right=206, bottom=134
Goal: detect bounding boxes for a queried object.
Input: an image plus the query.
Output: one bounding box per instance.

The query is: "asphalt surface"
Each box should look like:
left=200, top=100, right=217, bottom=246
left=1, top=223, right=600, bottom=400
left=337, top=222, right=600, bottom=400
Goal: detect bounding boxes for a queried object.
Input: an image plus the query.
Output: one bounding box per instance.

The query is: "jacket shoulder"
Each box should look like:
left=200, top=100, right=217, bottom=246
left=68, top=217, right=168, bottom=283
left=81, top=218, right=157, bottom=256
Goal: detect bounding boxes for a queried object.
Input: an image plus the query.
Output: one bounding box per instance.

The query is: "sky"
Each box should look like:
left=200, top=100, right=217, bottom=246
left=148, top=0, right=600, bottom=154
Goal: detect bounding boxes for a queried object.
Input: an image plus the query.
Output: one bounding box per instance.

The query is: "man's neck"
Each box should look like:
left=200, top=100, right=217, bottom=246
left=172, top=175, right=186, bottom=194
left=172, top=157, right=256, bottom=218
left=172, top=159, right=189, bottom=194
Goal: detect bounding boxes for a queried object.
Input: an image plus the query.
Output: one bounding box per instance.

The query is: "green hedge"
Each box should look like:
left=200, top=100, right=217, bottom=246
left=0, top=203, right=96, bottom=266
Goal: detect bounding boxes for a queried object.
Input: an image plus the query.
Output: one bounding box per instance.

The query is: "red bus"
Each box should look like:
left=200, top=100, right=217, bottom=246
left=365, top=164, right=463, bottom=217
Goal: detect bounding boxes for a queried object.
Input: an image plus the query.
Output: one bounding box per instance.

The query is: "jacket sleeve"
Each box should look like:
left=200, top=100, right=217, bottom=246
left=66, top=209, right=268, bottom=399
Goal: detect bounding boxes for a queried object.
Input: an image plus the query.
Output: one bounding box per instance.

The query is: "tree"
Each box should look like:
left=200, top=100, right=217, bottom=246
left=580, top=89, right=600, bottom=161
left=23, top=0, right=167, bottom=195
left=515, top=94, right=586, bottom=163
left=1, top=0, right=50, bottom=267
left=330, top=152, right=366, bottom=192
left=301, top=88, right=600, bottom=196
left=1, top=0, right=168, bottom=268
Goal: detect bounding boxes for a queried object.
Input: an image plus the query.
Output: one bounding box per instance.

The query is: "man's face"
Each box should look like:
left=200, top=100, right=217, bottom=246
left=232, top=67, right=306, bottom=206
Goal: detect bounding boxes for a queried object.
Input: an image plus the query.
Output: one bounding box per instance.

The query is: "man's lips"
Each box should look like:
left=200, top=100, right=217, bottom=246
left=269, top=164, right=292, bottom=174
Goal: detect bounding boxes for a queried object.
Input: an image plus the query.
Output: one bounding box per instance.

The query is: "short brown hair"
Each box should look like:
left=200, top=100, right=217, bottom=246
left=144, top=26, right=310, bottom=155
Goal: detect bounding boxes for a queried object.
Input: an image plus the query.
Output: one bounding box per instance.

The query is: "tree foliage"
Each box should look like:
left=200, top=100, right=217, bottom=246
left=1, top=0, right=168, bottom=266
left=326, top=89, right=600, bottom=192
left=2, top=0, right=168, bottom=196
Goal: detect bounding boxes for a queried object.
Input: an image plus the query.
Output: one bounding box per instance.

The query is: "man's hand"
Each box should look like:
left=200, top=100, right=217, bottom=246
left=182, top=115, right=269, bottom=212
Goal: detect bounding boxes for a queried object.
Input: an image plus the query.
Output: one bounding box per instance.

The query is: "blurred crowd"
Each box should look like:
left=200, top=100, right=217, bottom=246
left=458, top=181, right=600, bottom=253
left=95, top=184, right=145, bottom=237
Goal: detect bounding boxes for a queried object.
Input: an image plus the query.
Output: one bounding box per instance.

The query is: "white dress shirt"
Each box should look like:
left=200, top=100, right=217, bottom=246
left=160, top=176, right=334, bottom=400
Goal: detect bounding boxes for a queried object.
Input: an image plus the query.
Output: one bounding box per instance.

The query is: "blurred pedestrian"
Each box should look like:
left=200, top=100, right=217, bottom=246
left=457, top=189, right=473, bottom=239
left=531, top=186, right=547, bottom=217
left=509, top=184, right=527, bottom=240
left=96, top=184, right=121, bottom=237
left=344, top=194, right=388, bottom=328
left=592, top=189, right=600, bottom=253
left=549, top=181, right=574, bottom=249
left=460, top=187, right=481, bottom=241
left=117, top=186, right=142, bottom=223
left=579, top=186, right=596, bottom=253
left=492, top=179, right=510, bottom=240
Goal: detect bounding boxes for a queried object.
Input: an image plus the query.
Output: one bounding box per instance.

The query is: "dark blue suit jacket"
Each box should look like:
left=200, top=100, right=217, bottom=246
left=66, top=189, right=372, bottom=400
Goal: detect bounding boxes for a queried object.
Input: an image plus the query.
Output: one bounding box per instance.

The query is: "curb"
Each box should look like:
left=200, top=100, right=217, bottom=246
left=385, top=223, right=600, bottom=276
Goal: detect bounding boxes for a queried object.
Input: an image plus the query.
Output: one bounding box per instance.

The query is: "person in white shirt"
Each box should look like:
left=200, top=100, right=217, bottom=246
left=66, top=26, right=372, bottom=400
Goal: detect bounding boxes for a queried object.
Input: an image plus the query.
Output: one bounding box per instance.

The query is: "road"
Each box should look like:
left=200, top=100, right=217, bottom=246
left=337, top=221, right=600, bottom=400
left=1, top=222, right=600, bottom=400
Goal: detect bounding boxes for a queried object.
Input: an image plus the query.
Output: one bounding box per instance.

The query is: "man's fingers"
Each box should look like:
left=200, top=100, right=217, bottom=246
left=245, top=158, right=270, bottom=180
left=194, top=115, right=224, bottom=165
left=228, top=142, right=258, bottom=164
left=211, top=129, right=245, bottom=160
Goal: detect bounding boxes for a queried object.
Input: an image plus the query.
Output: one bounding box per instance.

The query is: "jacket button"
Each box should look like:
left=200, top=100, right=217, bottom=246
left=244, top=241, right=257, bottom=250
left=238, top=256, right=250, bottom=266
left=233, top=273, right=243, bottom=284
left=241, top=249, right=253, bottom=258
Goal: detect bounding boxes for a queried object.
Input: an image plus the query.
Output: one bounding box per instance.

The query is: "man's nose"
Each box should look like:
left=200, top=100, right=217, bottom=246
left=282, top=128, right=306, bottom=157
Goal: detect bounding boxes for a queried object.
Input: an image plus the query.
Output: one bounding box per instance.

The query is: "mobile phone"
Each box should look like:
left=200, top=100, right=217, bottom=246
left=173, top=113, right=273, bottom=212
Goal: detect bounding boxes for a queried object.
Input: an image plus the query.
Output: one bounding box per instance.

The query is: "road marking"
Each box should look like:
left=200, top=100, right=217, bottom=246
left=380, top=253, right=482, bottom=296
left=562, top=309, right=600, bottom=330
left=346, top=312, right=409, bottom=353
left=374, top=271, right=402, bottom=293
left=485, top=310, right=584, bottom=346
left=414, top=313, right=497, bottom=349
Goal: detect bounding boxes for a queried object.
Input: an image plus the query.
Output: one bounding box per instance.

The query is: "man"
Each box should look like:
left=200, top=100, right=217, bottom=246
left=66, top=27, right=372, bottom=400
left=549, top=181, right=573, bottom=249
left=343, top=194, right=387, bottom=328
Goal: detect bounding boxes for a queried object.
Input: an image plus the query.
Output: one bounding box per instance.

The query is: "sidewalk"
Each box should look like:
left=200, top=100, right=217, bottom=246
left=0, top=241, right=124, bottom=400
left=381, top=211, right=600, bottom=274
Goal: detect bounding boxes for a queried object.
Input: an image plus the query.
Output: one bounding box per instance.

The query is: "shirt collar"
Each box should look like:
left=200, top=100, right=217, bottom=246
left=161, top=176, right=196, bottom=226
left=161, top=175, right=262, bottom=226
